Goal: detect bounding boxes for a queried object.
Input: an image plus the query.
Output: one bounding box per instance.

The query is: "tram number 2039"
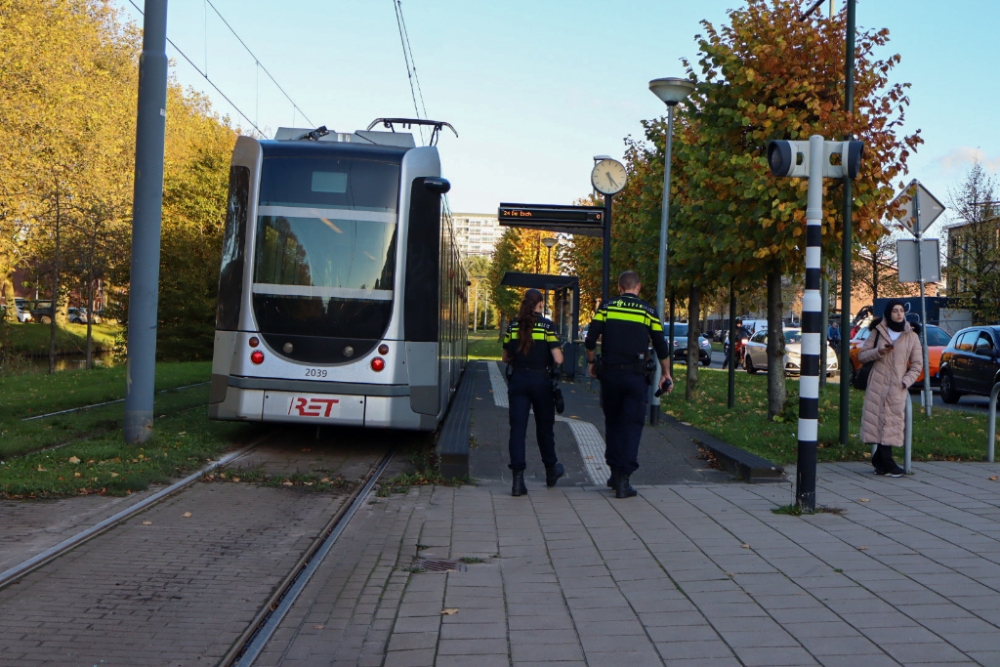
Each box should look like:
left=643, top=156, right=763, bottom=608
left=304, top=368, right=328, bottom=378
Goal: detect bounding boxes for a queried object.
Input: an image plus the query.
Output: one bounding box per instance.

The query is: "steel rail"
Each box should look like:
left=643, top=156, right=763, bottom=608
left=0, top=432, right=270, bottom=589
left=222, top=450, right=394, bottom=667
left=20, top=382, right=210, bottom=422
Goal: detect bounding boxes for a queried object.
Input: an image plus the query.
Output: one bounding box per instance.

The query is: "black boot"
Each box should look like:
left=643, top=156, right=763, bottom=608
left=511, top=470, right=527, bottom=496
left=879, top=445, right=904, bottom=478
left=614, top=472, right=638, bottom=499
left=607, top=469, right=618, bottom=489
left=545, top=462, right=565, bottom=488
left=871, top=445, right=886, bottom=474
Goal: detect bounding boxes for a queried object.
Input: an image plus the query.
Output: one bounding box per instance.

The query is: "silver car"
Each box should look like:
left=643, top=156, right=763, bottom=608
left=666, top=322, right=713, bottom=367
left=743, top=328, right=838, bottom=377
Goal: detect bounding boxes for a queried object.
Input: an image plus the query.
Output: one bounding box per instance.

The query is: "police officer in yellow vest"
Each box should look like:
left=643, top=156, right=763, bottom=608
left=502, top=289, right=565, bottom=497
left=585, top=271, right=672, bottom=498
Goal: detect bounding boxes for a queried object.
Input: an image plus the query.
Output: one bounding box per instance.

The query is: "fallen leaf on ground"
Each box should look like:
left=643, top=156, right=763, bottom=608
left=321, top=478, right=330, bottom=483
left=142, top=521, right=153, bottom=526
left=313, top=625, right=324, bottom=630
left=858, top=546, right=868, bottom=551
left=182, top=512, right=192, bottom=518
left=859, top=498, right=870, bottom=502
left=441, top=608, right=459, bottom=615
left=110, top=472, right=119, bottom=478
left=989, top=476, right=998, bottom=482
left=37, top=465, right=46, bottom=472
left=232, top=476, right=240, bottom=483
left=68, top=456, right=81, bottom=464
left=73, top=472, right=81, bottom=478
left=282, top=481, right=294, bottom=487
left=741, top=544, right=750, bottom=549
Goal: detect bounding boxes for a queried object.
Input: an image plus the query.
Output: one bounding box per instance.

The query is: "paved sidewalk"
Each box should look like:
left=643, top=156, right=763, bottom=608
left=269, top=460, right=1000, bottom=666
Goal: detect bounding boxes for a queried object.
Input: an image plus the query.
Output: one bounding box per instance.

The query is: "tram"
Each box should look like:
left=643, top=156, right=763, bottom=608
left=209, top=120, right=467, bottom=430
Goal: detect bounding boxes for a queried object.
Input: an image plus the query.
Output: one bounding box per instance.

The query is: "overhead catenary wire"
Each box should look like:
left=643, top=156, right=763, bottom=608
left=125, top=0, right=263, bottom=136
left=203, top=0, right=315, bottom=128
left=392, top=0, right=429, bottom=144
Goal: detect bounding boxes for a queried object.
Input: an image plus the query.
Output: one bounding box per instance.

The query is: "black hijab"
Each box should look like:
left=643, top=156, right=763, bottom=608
left=883, top=299, right=906, bottom=332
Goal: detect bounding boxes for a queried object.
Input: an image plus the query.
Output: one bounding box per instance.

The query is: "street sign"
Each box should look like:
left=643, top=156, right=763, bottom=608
left=896, top=238, right=941, bottom=283
left=497, top=203, right=605, bottom=237
left=892, top=179, right=946, bottom=236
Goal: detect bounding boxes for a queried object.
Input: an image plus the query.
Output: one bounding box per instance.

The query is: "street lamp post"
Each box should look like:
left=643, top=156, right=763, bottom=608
left=543, top=236, right=558, bottom=317
left=648, top=77, right=695, bottom=425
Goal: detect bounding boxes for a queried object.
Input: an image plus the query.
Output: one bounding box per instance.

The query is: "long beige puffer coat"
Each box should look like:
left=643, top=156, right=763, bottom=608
left=859, top=319, right=922, bottom=447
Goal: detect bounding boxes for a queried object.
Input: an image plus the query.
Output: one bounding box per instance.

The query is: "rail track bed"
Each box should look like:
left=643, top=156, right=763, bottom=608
left=0, top=427, right=410, bottom=667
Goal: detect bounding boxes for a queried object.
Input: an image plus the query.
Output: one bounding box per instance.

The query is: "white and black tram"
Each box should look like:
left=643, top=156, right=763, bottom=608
left=209, top=120, right=467, bottom=430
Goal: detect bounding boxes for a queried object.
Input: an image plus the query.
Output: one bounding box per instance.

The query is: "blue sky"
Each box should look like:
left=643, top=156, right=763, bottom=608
left=114, top=0, right=999, bottom=237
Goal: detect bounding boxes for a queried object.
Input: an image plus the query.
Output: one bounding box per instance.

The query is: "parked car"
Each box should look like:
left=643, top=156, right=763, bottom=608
left=68, top=307, right=88, bottom=324
left=849, top=323, right=952, bottom=387
left=13, top=298, right=32, bottom=323
left=31, top=300, right=54, bottom=324
left=743, top=328, right=838, bottom=377
left=666, top=322, right=712, bottom=366
left=938, top=326, right=1000, bottom=404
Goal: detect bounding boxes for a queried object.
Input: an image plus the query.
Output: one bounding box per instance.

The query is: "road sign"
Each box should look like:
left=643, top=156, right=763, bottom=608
left=892, top=179, right=946, bottom=236
left=497, top=203, right=605, bottom=237
left=896, top=238, right=941, bottom=283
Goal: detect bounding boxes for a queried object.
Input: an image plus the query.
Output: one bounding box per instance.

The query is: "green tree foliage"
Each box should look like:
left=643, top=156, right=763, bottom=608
left=0, top=0, right=238, bottom=364
left=567, top=0, right=920, bottom=413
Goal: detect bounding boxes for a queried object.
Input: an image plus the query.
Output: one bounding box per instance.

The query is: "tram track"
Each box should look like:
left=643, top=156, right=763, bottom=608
left=0, top=430, right=271, bottom=589
left=221, top=449, right=394, bottom=667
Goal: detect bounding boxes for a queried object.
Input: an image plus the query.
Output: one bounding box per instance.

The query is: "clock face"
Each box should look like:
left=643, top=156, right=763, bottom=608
left=591, top=159, right=627, bottom=195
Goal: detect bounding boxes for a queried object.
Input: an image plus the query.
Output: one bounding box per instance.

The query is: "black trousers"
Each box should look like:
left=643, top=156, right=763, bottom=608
left=600, top=370, right=648, bottom=475
left=507, top=371, right=557, bottom=471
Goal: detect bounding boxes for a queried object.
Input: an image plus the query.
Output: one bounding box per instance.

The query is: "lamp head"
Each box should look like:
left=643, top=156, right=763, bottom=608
left=648, top=77, right=695, bottom=106
left=542, top=237, right=558, bottom=249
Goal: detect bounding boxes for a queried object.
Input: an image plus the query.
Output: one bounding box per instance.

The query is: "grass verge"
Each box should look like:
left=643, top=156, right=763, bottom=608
left=663, top=368, right=996, bottom=465
left=0, top=362, right=213, bottom=460
left=468, top=330, right=502, bottom=361
left=1, top=322, right=121, bottom=356
left=0, top=400, right=260, bottom=498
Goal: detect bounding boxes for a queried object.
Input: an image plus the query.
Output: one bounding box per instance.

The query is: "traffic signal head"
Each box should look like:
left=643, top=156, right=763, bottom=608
left=767, top=140, right=808, bottom=178
left=842, top=140, right=864, bottom=179
left=767, top=138, right=865, bottom=179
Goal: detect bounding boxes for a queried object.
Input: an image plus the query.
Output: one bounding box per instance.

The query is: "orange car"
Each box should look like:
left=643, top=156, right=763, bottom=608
left=848, top=324, right=953, bottom=386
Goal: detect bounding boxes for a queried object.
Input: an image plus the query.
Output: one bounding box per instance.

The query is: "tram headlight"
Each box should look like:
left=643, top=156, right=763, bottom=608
left=370, top=357, right=385, bottom=372
left=250, top=350, right=264, bottom=364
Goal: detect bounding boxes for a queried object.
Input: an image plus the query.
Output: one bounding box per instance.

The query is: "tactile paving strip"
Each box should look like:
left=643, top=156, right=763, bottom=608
left=490, top=362, right=608, bottom=486
left=556, top=416, right=610, bottom=486
left=487, top=360, right=509, bottom=408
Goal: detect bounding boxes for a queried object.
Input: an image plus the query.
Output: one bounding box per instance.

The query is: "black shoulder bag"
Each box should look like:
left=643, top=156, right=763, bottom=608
left=851, top=330, right=881, bottom=391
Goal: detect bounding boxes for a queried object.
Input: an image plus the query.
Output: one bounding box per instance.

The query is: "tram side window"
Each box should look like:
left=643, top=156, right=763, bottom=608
left=217, top=166, right=250, bottom=330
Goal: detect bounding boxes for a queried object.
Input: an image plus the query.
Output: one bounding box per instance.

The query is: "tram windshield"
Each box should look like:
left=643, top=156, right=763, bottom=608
left=252, top=157, right=400, bottom=343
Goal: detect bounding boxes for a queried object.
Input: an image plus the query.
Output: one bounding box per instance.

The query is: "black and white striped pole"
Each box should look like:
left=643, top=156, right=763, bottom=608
left=768, top=134, right=863, bottom=510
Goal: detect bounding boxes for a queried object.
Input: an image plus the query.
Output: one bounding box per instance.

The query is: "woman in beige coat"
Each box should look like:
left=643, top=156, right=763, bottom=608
left=859, top=300, right=922, bottom=477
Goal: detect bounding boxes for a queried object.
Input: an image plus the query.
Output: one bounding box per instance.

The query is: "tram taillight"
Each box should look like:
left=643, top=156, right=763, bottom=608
left=370, top=357, right=385, bottom=372
left=249, top=336, right=260, bottom=348
left=378, top=344, right=389, bottom=355
left=250, top=350, right=264, bottom=364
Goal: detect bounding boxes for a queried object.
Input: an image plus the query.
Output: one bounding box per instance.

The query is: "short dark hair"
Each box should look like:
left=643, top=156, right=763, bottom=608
left=618, top=271, right=640, bottom=291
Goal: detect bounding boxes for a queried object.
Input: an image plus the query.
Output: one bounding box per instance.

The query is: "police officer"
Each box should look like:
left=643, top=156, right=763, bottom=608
left=502, top=289, right=565, bottom=497
left=585, top=271, right=672, bottom=498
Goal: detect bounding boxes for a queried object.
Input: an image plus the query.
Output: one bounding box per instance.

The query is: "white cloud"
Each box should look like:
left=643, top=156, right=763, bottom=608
left=934, top=146, right=1000, bottom=175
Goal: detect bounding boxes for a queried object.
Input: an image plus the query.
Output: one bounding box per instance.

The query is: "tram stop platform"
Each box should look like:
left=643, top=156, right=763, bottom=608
left=250, top=361, right=1000, bottom=667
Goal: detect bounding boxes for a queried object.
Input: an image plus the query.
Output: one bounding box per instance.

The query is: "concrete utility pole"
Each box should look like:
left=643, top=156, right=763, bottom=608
left=124, top=0, right=169, bottom=444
